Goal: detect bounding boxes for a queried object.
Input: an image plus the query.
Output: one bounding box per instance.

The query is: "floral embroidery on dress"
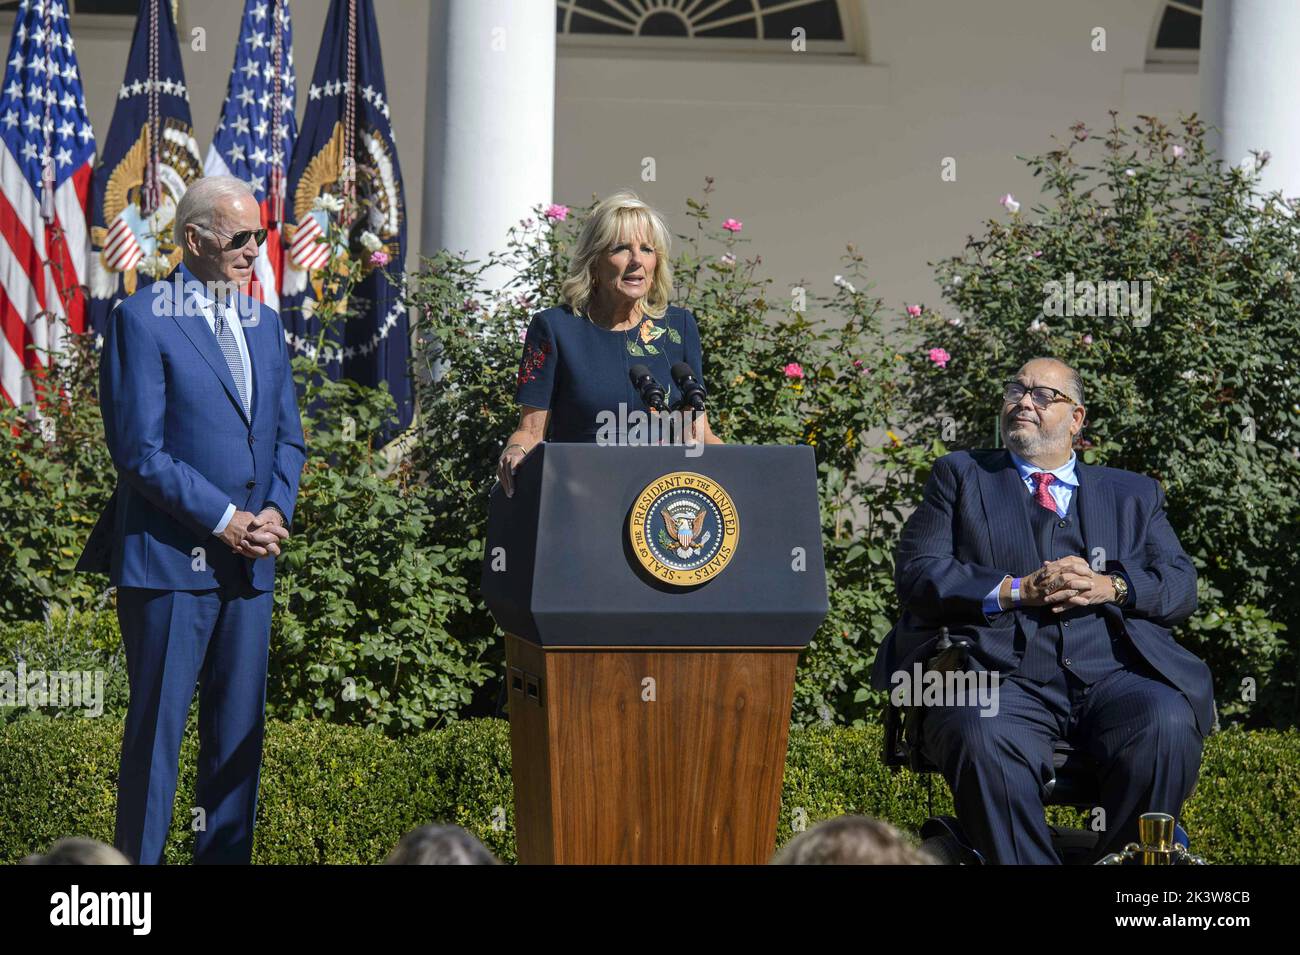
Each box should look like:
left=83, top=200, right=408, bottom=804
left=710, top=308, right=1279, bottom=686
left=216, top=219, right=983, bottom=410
left=625, top=315, right=682, bottom=357
left=517, top=338, right=552, bottom=388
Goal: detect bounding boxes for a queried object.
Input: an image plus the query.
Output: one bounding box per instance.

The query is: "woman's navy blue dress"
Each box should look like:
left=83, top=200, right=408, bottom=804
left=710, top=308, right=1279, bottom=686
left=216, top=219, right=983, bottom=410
left=515, top=304, right=706, bottom=443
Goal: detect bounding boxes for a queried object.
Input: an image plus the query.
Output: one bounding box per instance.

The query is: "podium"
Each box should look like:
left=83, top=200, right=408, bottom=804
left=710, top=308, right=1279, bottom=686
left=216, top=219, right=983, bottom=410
left=482, top=443, right=828, bottom=864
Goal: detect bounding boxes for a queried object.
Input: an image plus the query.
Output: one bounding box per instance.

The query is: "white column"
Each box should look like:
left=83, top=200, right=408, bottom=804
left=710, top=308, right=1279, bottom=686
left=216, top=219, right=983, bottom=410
left=422, top=0, right=556, bottom=290
left=1200, top=0, right=1300, bottom=198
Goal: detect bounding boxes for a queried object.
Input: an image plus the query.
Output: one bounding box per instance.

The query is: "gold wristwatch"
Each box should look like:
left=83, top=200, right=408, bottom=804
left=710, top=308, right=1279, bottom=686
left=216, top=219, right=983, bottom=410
left=1109, top=574, right=1129, bottom=606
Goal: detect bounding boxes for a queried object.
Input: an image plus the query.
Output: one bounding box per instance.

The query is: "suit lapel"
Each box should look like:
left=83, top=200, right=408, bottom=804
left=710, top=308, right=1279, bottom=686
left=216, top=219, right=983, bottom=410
left=167, top=266, right=252, bottom=425
left=242, top=298, right=264, bottom=427
left=976, top=448, right=1039, bottom=579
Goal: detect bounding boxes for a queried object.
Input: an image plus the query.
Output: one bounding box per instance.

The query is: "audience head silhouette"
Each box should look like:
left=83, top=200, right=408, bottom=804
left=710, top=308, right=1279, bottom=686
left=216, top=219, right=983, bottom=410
left=772, top=815, right=936, bottom=865
left=384, top=824, right=500, bottom=865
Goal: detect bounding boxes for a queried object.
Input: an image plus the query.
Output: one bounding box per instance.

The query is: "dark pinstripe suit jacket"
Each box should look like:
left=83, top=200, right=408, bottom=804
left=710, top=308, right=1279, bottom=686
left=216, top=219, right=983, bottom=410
left=871, top=448, right=1215, bottom=735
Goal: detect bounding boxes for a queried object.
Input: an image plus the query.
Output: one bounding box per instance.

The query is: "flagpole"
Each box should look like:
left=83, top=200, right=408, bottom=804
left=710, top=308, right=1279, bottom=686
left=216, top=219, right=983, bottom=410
left=342, top=0, right=357, bottom=218
left=39, top=0, right=55, bottom=222
left=269, top=0, right=284, bottom=227
left=143, top=0, right=161, bottom=216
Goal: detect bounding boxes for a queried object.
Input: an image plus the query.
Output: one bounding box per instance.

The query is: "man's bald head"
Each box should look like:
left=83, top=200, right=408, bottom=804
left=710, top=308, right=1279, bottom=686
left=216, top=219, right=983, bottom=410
left=1001, top=357, right=1087, bottom=466
left=1015, top=357, right=1084, bottom=406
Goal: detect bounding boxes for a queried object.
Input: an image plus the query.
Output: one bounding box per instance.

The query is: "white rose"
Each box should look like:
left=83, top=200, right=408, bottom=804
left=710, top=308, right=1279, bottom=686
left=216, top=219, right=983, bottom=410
left=137, top=253, right=171, bottom=279
left=313, top=193, right=344, bottom=214
left=360, top=231, right=382, bottom=252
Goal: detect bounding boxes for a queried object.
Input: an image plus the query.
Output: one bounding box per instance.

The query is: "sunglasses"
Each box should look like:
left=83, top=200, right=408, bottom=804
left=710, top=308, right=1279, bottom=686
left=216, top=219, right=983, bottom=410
left=199, top=225, right=268, bottom=251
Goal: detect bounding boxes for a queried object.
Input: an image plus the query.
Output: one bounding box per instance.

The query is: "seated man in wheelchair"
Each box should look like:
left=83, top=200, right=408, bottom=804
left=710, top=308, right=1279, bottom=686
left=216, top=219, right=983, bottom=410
left=871, top=357, right=1214, bottom=864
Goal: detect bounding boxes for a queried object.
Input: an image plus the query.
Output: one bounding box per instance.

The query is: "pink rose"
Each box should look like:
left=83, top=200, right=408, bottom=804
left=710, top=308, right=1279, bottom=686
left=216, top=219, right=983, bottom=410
left=722, top=218, right=742, bottom=233
left=544, top=204, right=569, bottom=221
left=927, top=347, right=951, bottom=369
left=370, top=250, right=390, bottom=267
left=783, top=362, right=804, bottom=379
left=1082, top=333, right=1093, bottom=345
left=906, top=304, right=922, bottom=318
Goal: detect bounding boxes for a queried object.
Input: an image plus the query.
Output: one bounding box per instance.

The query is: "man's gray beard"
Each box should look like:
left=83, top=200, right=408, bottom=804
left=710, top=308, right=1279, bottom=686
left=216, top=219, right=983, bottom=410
left=1005, top=417, right=1072, bottom=458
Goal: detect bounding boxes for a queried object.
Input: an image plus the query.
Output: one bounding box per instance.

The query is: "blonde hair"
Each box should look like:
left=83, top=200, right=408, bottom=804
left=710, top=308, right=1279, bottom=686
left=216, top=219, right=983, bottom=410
left=561, top=190, right=673, bottom=320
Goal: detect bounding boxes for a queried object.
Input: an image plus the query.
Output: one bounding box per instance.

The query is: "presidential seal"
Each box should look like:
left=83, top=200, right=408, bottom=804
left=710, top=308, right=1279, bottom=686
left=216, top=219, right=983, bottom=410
left=628, top=472, right=739, bottom=586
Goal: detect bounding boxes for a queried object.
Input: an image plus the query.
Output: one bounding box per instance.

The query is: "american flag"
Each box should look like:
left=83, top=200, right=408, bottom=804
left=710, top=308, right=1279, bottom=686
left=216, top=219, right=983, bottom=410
left=88, top=0, right=197, bottom=344
left=283, top=0, right=411, bottom=443
left=0, top=0, right=94, bottom=409
left=204, top=0, right=297, bottom=312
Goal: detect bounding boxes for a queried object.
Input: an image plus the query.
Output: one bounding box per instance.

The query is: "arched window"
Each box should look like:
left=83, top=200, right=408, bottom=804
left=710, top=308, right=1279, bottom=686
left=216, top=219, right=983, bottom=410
left=1147, top=0, right=1201, bottom=67
left=557, top=0, right=855, bottom=55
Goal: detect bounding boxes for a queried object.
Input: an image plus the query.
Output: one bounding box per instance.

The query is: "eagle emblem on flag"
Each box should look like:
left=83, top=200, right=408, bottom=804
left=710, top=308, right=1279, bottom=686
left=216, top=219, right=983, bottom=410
left=282, top=120, right=401, bottom=302
left=90, top=117, right=200, bottom=298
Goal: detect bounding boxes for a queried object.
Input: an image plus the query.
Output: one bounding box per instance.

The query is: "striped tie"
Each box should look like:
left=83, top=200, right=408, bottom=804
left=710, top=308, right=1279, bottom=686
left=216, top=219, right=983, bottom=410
left=213, top=301, right=249, bottom=415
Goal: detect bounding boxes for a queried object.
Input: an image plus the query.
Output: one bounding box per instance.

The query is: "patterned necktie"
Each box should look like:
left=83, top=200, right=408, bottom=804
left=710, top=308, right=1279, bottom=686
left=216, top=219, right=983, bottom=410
left=1030, top=470, right=1057, bottom=514
left=212, top=301, right=249, bottom=415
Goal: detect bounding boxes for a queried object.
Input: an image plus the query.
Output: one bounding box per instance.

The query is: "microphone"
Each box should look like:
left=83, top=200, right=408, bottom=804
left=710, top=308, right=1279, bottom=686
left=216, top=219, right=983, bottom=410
left=628, top=364, right=667, bottom=412
left=671, top=362, right=707, bottom=412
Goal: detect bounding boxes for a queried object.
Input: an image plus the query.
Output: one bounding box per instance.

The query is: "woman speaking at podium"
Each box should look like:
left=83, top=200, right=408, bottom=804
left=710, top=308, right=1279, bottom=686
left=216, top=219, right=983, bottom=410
left=497, top=191, right=723, bottom=496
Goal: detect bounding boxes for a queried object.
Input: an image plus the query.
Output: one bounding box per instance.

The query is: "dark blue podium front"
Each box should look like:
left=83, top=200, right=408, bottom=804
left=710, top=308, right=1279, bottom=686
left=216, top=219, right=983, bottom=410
left=482, top=443, right=828, bottom=647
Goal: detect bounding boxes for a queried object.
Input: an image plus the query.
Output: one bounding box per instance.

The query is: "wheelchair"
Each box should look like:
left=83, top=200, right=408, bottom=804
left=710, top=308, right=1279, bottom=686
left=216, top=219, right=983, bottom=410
left=882, top=627, right=1195, bottom=864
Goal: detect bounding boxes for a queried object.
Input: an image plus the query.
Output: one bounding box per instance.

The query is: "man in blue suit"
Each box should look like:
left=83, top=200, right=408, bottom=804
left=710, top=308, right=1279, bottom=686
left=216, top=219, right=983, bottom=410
left=77, top=176, right=307, bottom=864
left=872, top=357, right=1212, bottom=864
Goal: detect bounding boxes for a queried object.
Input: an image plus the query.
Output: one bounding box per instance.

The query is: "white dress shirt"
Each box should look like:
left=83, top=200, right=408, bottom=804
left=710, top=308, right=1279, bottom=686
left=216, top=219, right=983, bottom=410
left=984, top=450, right=1080, bottom=615
left=191, top=288, right=254, bottom=536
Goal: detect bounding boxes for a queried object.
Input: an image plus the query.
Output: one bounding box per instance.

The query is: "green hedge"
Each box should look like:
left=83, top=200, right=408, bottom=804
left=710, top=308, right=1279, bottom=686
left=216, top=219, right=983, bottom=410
left=0, top=612, right=129, bottom=727
left=2, top=717, right=1296, bottom=864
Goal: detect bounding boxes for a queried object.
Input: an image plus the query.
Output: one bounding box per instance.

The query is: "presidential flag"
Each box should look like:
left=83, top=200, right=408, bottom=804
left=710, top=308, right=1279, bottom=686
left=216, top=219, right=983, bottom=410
left=204, top=0, right=297, bottom=312
left=88, top=0, right=200, bottom=341
left=0, top=0, right=95, bottom=408
left=282, top=0, right=410, bottom=441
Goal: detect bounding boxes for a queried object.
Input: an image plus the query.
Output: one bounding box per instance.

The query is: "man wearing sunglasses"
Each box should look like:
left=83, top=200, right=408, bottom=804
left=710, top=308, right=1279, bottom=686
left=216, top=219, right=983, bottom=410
left=872, top=357, right=1212, bottom=864
left=77, top=175, right=306, bottom=864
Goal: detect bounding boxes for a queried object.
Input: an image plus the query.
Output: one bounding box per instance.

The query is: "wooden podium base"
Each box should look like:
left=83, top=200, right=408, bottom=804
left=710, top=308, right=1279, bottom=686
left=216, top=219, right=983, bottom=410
left=504, top=633, right=800, bottom=864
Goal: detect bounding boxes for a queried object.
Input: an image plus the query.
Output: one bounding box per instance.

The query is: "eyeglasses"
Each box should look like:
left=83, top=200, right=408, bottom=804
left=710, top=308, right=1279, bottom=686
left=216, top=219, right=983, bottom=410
left=199, top=225, right=268, bottom=251
left=1003, top=381, right=1078, bottom=409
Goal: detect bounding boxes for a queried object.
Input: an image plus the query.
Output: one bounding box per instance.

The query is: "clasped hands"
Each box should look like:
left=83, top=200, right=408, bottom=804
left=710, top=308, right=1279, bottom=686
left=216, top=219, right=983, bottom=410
left=1006, top=555, right=1117, bottom=614
left=218, top=508, right=290, bottom=559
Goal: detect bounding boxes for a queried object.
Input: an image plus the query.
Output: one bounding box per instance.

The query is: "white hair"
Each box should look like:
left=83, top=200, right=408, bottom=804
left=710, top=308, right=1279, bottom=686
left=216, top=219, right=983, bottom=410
left=173, top=175, right=256, bottom=246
